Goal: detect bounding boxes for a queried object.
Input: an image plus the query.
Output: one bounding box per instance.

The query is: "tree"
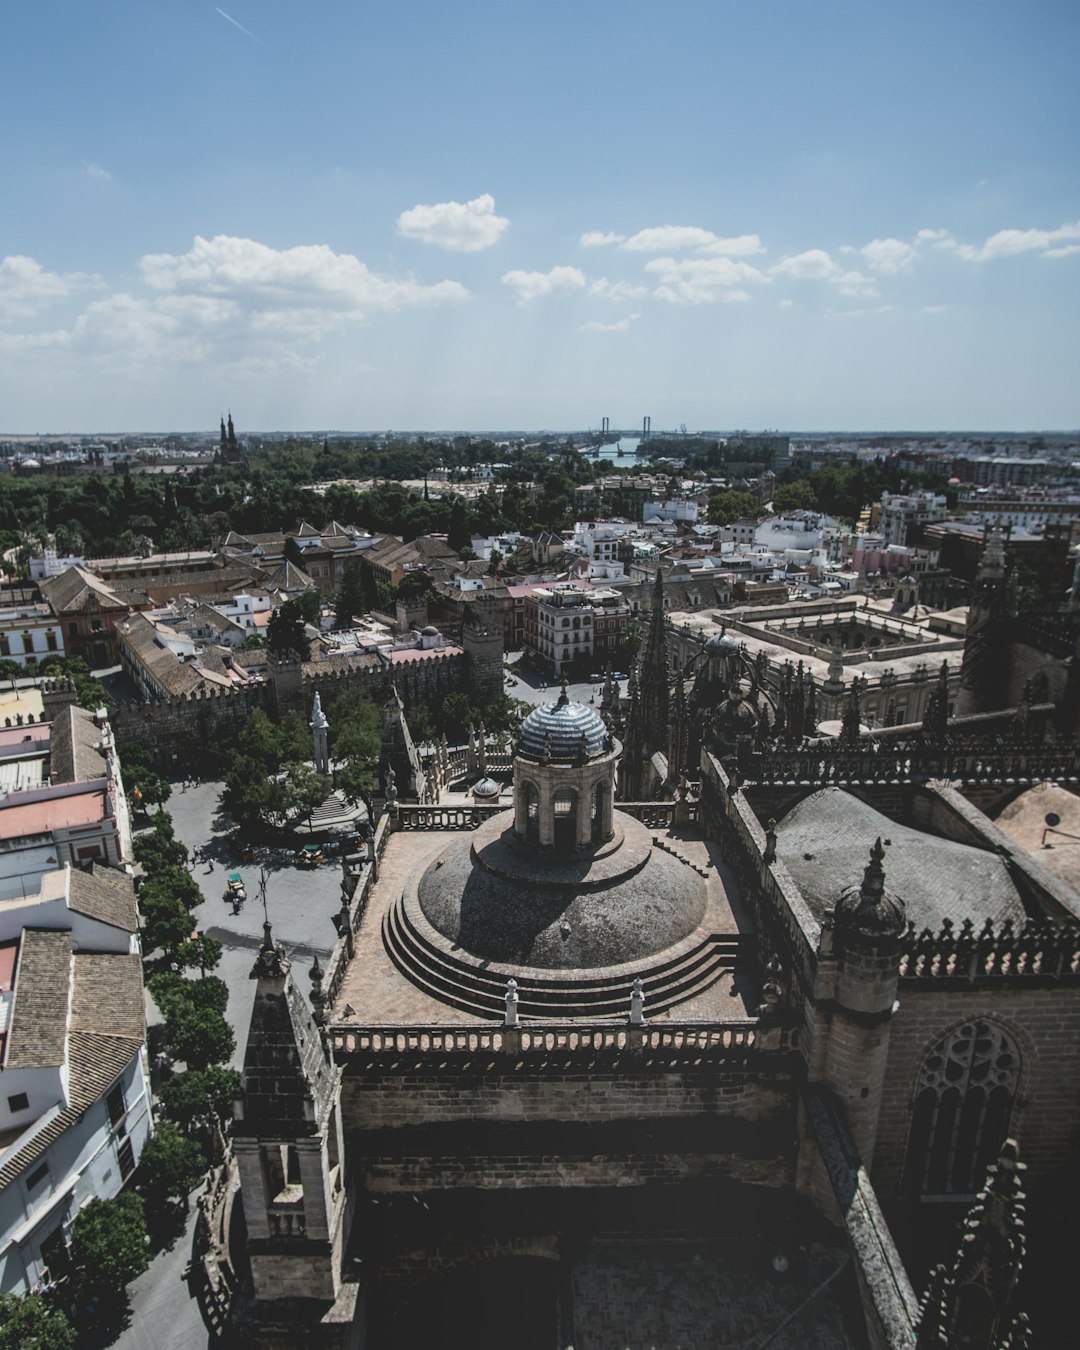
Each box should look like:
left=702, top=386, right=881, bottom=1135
left=159, top=1066, right=240, bottom=1138
left=175, top=934, right=222, bottom=978
left=447, top=498, right=471, bottom=554
left=267, top=598, right=309, bottom=657
left=133, top=812, right=188, bottom=870
left=285, top=761, right=327, bottom=827
left=165, top=1002, right=235, bottom=1070
left=772, top=479, right=818, bottom=513
left=334, top=559, right=365, bottom=628
left=71, top=1193, right=149, bottom=1294
left=621, top=619, right=645, bottom=664
left=137, top=1121, right=207, bottom=1201
left=140, top=889, right=195, bottom=956
left=707, top=490, right=764, bottom=525
left=0, top=1294, right=76, bottom=1350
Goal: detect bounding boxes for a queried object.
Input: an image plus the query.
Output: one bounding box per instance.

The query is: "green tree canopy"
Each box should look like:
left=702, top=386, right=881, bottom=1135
left=137, top=1120, right=207, bottom=1202
left=0, top=1294, right=76, bottom=1350
left=158, top=1066, right=240, bottom=1137
left=707, top=490, right=765, bottom=525
left=165, top=1002, right=235, bottom=1070
left=267, top=598, right=309, bottom=657
left=71, top=1193, right=149, bottom=1294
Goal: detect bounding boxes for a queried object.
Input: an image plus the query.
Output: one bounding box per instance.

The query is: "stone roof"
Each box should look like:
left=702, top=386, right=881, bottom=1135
left=117, top=612, right=205, bottom=696
left=775, top=788, right=1026, bottom=932
left=236, top=929, right=335, bottom=1137
left=264, top=560, right=316, bottom=592
left=68, top=865, right=138, bottom=932
left=5, top=929, right=71, bottom=1068
left=48, top=704, right=107, bottom=783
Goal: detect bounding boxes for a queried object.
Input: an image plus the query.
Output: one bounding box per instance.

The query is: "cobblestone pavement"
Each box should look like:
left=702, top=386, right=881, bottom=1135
left=571, top=1239, right=860, bottom=1350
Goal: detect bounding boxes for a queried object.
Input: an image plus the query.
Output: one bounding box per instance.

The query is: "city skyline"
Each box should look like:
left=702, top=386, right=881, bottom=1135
left=2, top=1, right=1078, bottom=432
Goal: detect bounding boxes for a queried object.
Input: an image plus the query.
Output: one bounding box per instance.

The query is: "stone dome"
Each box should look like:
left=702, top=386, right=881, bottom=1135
left=421, top=624, right=439, bottom=636
left=519, top=696, right=608, bottom=760
left=471, top=776, right=500, bottom=798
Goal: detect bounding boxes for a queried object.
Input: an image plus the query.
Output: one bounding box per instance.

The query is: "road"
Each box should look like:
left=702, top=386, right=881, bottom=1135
left=504, top=649, right=624, bottom=714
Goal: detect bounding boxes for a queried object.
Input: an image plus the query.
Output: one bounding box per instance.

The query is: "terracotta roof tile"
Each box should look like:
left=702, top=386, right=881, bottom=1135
left=5, top=930, right=72, bottom=1069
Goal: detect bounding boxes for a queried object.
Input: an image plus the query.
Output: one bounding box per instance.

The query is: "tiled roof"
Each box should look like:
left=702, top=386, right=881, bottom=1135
left=70, top=952, right=145, bottom=1041
left=48, top=705, right=106, bottom=784
left=519, top=697, right=608, bottom=759
left=0, top=1032, right=140, bottom=1191
left=39, top=566, right=126, bottom=614
left=68, top=867, right=138, bottom=933
left=5, top=930, right=71, bottom=1069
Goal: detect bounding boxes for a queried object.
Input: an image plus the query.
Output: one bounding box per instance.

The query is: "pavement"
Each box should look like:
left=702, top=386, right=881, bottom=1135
left=108, top=1193, right=206, bottom=1350
left=160, top=778, right=343, bottom=1067
left=111, top=781, right=346, bottom=1349
left=503, top=649, right=622, bottom=714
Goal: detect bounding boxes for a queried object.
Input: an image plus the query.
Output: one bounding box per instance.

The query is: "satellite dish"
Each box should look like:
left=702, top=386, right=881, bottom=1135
left=1045, top=812, right=1061, bottom=828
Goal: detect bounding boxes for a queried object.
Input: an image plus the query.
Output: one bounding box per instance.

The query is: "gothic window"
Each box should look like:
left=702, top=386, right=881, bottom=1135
left=904, top=1020, right=1018, bottom=1197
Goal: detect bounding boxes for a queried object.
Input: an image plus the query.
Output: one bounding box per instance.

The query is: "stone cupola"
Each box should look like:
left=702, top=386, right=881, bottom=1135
left=513, top=681, right=620, bottom=851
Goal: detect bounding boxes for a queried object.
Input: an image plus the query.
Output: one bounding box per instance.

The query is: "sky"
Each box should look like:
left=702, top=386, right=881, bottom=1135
left=1, top=1, right=1078, bottom=434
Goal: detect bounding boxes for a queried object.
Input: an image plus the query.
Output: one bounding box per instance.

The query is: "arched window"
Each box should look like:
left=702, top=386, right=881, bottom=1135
left=525, top=782, right=540, bottom=843
left=904, top=1021, right=1018, bottom=1197
left=553, top=787, right=577, bottom=848
left=591, top=780, right=605, bottom=842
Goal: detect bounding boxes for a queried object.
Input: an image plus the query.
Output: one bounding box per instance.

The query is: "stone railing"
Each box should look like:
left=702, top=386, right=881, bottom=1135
left=900, top=917, right=1080, bottom=983
left=189, top=1151, right=239, bottom=1340
left=745, top=744, right=1080, bottom=787
left=319, top=813, right=393, bottom=1011
left=330, top=1018, right=765, bottom=1062
left=393, top=803, right=505, bottom=831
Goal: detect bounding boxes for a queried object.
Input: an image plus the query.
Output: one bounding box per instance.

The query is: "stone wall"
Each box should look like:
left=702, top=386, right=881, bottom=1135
left=342, top=1065, right=796, bottom=1192
left=871, top=982, right=1080, bottom=1200
left=111, top=684, right=274, bottom=765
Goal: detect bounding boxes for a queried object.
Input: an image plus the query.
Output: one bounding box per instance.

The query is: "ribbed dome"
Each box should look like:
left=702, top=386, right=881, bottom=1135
left=519, top=696, right=608, bottom=760
left=706, top=632, right=741, bottom=657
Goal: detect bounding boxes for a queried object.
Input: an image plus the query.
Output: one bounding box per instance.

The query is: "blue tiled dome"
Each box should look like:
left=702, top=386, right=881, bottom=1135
left=519, top=696, right=608, bottom=760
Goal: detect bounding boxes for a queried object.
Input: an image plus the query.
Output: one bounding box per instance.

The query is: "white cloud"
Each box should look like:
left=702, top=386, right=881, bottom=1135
left=778, top=298, right=794, bottom=309
left=861, top=237, right=917, bottom=274
left=770, top=249, right=878, bottom=298
left=81, top=160, right=112, bottom=181
left=500, top=266, right=586, bottom=304
left=950, top=220, right=1080, bottom=262
left=916, top=228, right=956, bottom=249
left=589, top=277, right=647, bottom=301
left=581, top=313, right=640, bottom=333
left=922, top=305, right=948, bottom=314
left=645, top=255, right=767, bottom=305
left=395, top=193, right=509, bottom=252
left=623, top=225, right=764, bottom=256
left=771, top=249, right=839, bottom=281
left=0, top=255, right=103, bottom=320
left=1045, top=243, right=1080, bottom=259
left=580, top=231, right=625, bottom=248
left=826, top=304, right=894, bottom=319
left=139, top=235, right=468, bottom=335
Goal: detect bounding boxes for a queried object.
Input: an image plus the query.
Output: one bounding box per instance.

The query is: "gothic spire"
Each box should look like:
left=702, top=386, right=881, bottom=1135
left=916, top=1139, right=1030, bottom=1349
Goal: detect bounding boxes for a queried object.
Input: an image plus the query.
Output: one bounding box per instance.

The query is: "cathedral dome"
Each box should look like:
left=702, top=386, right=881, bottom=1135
left=519, top=695, right=608, bottom=760
left=705, top=632, right=741, bottom=658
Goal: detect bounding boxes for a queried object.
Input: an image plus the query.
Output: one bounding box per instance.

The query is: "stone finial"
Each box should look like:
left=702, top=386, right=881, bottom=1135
left=557, top=674, right=570, bottom=706
left=629, top=977, right=646, bottom=1026
left=310, top=690, right=328, bottom=729
left=250, top=921, right=289, bottom=979
left=503, top=978, right=519, bottom=1027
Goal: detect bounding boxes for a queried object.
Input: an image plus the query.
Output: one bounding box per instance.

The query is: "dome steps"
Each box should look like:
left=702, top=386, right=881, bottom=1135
left=382, top=891, right=746, bottom=1020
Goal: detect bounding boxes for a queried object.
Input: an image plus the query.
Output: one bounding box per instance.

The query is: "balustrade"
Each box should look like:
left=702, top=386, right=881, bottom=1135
left=329, top=1017, right=763, bottom=1061
left=900, top=916, right=1080, bottom=982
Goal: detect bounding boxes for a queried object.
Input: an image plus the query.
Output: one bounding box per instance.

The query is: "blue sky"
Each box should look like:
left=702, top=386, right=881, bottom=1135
left=2, top=1, right=1078, bottom=432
